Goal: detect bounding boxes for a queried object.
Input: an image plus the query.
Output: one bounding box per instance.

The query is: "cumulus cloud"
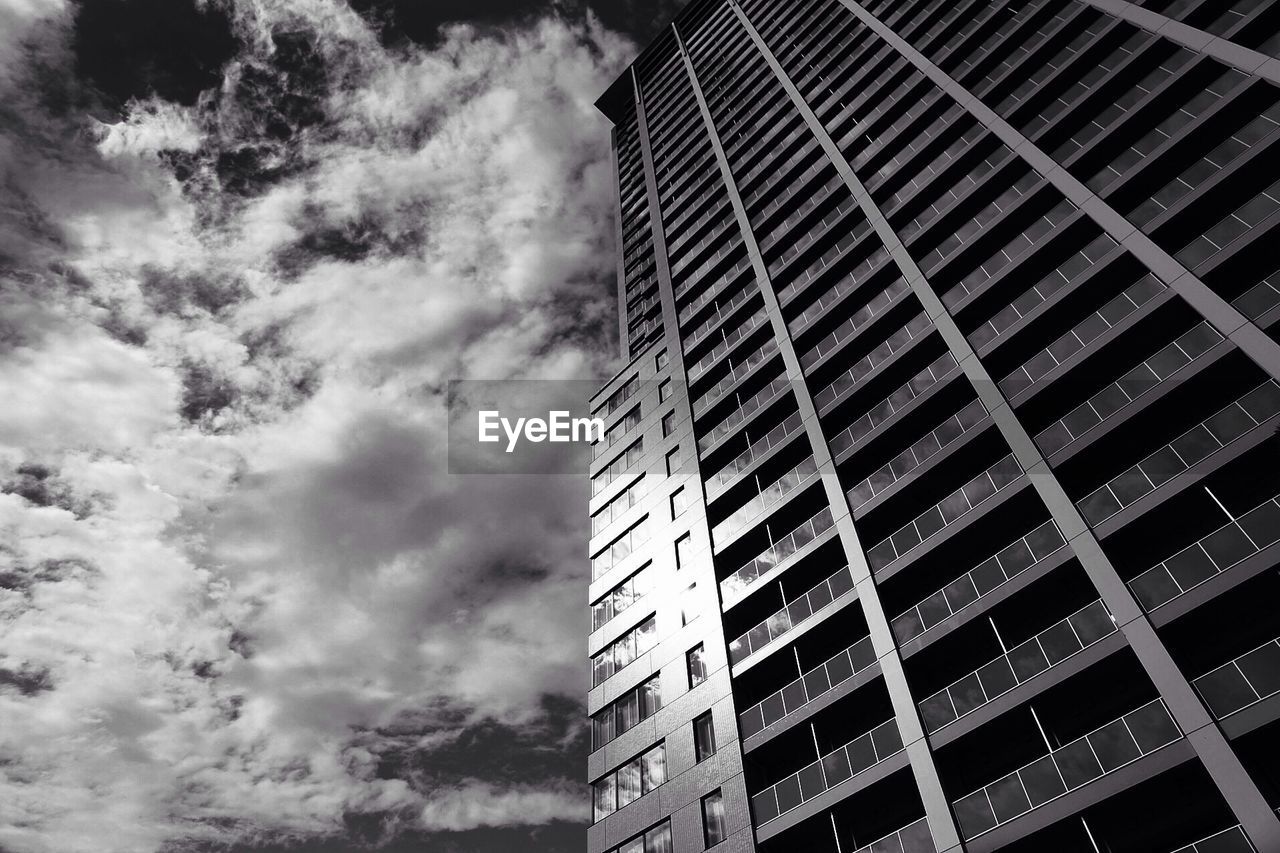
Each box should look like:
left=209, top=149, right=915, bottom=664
left=0, top=0, right=632, bottom=850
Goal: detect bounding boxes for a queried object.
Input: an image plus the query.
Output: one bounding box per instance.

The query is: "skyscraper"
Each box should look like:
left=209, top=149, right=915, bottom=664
left=586, top=2, right=1280, bottom=852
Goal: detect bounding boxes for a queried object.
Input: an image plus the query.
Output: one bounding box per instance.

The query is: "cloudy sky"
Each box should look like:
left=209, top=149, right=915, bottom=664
left=0, top=0, right=680, bottom=850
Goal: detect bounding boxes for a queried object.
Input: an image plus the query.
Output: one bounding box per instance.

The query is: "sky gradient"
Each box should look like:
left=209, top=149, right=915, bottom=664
left=0, top=0, right=680, bottom=850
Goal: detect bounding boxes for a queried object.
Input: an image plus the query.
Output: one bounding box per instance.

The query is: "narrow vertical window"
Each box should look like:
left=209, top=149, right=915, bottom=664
left=661, top=411, right=676, bottom=437
left=693, top=712, right=716, bottom=762
left=702, top=789, right=727, bottom=847
left=687, top=643, right=707, bottom=688
left=666, top=446, right=682, bottom=475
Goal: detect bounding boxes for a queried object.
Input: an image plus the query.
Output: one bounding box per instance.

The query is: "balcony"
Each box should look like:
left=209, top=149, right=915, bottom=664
left=1170, top=826, right=1254, bottom=853
left=892, top=520, right=1067, bottom=645
left=1194, top=636, right=1280, bottom=721
left=751, top=719, right=904, bottom=826
left=1035, top=321, right=1224, bottom=457
left=693, top=339, right=780, bottom=417
left=682, top=282, right=759, bottom=352
left=851, top=816, right=934, bottom=853
left=918, top=600, right=1116, bottom=733
left=699, top=374, right=790, bottom=452
left=1078, top=381, right=1280, bottom=525
left=952, top=699, right=1182, bottom=840
left=828, top=353, right=958, bottom=458
left=738, top=635, right=877, bottom=740
left=720, top=506, right=835, bottom=604
left=709, top=411, right=806, bottom=496
left=801, top=278, right=912, bottom=371
left=814, top=313, right=934, bottom=409
left=788, top=247, right=893, bottom=335
left=728, top=565, right=855, bottom=666
left=686, top=308, right=771, bottom=382
left=866, top=455, right=1023, bottom=572
left=713, top=456, right=819, bottom=549
left=846, top=399, right=988, bottom=511
left=776, top=224, right=879, bottom=306
left=1128, top=493, right=1280, bottom=612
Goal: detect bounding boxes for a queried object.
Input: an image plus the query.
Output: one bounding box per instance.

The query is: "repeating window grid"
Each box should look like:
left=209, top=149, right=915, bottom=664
left=1000, top=273, right=1166, bottom=394
left=712, top=456, right=820, bottom=547
left=1020, top=31, right=1155, bottom=139
left=591, top=614, right=658, bottom=687
left=674, top=243, right=751, bottom=305
left=709, top=410, right=806, bottom=494
left=913, top=0, right=988, bottom=56
left=737, top=634, right=877, bottom=740
left=756, top=174, right=845, bottom=253
left=998, top=14, right=1109, bottom=116
left=847, top=398, right=989, bottom=510
left=743, top=139, right=822, bottom=212
left=826, top=353, right=958, bottom=454
left=800, top=278, right=912, bottom=370
left=1129, top=492, right=1280, bottom=612
left=950, top=0, right=1055, bottom=86
left=866, top=455, right=1025, bottom=571
left=945, top=199, right=1078, bottom=299
left=931, top=0, right=1010, bottom=65
left=720, top=505, right=835, bottom=601
left=593, top=439, right=644, bottom=497
left=899, top=147, right=1012, bottom=242
left=1233, top=266, right=1280, bottom=321
left=591, top=742, right=667, bottom=821
left=728, top=564, right=855, bottom=664
left=787, top=244, right=890, bottom=334
left=591, top=673, right=661, bottom=749
left=1078, top=381, right=1280, bottom=525
left=1169, top=826, right=1254, bottom=853
left=751, top=718, right=903, bottom=825
left=759, top=181, right=854, bottom=269
left=821, top=56, right=910, bottom=139
left=699, top=374, right=790, bottom=453
left=884, top=122, right=985, bottom=210
left=1050, top=46, right=1198, bottom=162
left=891, top=520, right=1066, bottom=644
left=669, top=215, right=742, bottom=279
left=853, top=83, right=943, bottom=173
left=592, top=476, right=646, bottom=537
left=592, top=563, right=653, bottom=633
left=1088, top=68, right=1248, bottom=193
left=1131, top=101, right=1280, bottom=227
left=667, top=201, right=734, bottom=258
left=968, top=234, right=1119, bottom=348
left=1176, top=176, right=1280, bottom=269
left=841, top=72, right=930, bottom=168
left=607, top=819, right=673, bottom=853
left=813, top=42, right=898, bottom=126
left=973, top=3, right=1077, bottom=98
left=597, top=375, right=640, bottom=417
left=917, top=170, right=1040, bottom=273
left=678, top=267, right=754, bottom=328
left=871, top=103, right=967, bottom=190
left=850, top=817, right=936, bottom=853
left=918, top=600, right=1116, bottom=733
left=682, top=281, right=760, bottom=349
left=813, top=311, right=934, bottom=407
left=594, top=406, right=643, bottom=461
left=1194, top=636, right=1280, bottom=720
left=591, top=516, right=651, bottom=582
left=664, top=179, right=729, bottom=238
left=951, top=700, right=1182, bottom=839
left=687, top=308, right=770, bottom=382
left=777, top=230, right=883, bottom=310
left=692, top=339, right=781, bottom=418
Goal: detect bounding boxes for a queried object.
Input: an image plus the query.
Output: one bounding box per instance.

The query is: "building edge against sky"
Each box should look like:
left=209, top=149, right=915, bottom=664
left=584, top=2, right=1280, bottom=853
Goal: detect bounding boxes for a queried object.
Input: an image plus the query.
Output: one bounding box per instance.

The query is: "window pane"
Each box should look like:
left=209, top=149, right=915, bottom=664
left=642, top=745, right=666, bottom=792
left=703, top=790, right=727, bottom=846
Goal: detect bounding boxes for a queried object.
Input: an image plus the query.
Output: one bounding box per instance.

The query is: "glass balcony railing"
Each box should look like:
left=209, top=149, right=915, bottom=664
left=738, top=635, right=877, bottom=739
left=1170, top=826, right=1254, bottom=853
left=1078, top=381, right=1280, bottom=525
left=851, top=816, right=935, bottom=853
left=1233, top=271, right=1280, bottom=322
left=767, top=195, right=861, bottom=279
left=1035, top=322, right=1223, bottom=456
left=720, top=507, right=835, bottom=603
left=728, top=565, right=855, bottom=665
left=757, top=174, right=844, bottom=253
left=787, top=246, right=894, bottom=334
left=892, top=520, right=1066, bottom=644
left=1194, top=636, right=1280, bottom=720
left=1129, top=493, right=1280, bottom=612
left=752, top=719, right=904, bottom=826
left=919, top=600, right=1116, bottom=733
left=710, top=411, right=806, bottom=494
left=1000, top=274, right=1166, bottom=396
left=814, top=313, right=933, bottom=408
left=801, top=278, right=912, bottom=370
left=698, top=375, right=790, bottom=452
left=693, top=340, right=780, bottom=417
left=675, top=253, right=751, bottom=308
left=952, top=699, right=1182, bottom=839
left=828, top=354, right=958, bottom=457
left=847, top=399, right=988, bottom=510
left=687, top=309, right=770, bottom=382
left=776, top=223, right=878, bottom=306
left=866, top=455, right=1023, bottom=571
left=713, top=457, right=819, bottom=548
left=681, top=280, right=758, bottom=347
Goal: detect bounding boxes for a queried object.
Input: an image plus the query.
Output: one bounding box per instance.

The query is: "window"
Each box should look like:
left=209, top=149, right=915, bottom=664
left=591, top=564, right=653, bottom=631
left=659, top=379, right=672, bottom=402
left=592, top=743, right=667, bottom=821
left=612, top=820, right=673, bottom=853
left=597, top=375, right=640, bottom=417
left=593, top=439, right=644, bottom=496
left=592, top=674, right=662, bottom=749
left=702, top=789, right=727, bottom=846
left=676, top=532, right=693, bottom=569
left=666, top=446, right=683, bottom=476
left=594, top=406, right=642, bottom=460
left=687, top=643, right=708, bottom=688
left=592, top=615, right=658, bottom=686
left=693, top=712, right=716, bottom=762
left=681, top=582, right=698, bottom=627
left=592, top=476, right=646, bottom=537
left=591, top=517, right=651, bottom=581
left=656, top=350, right=669, bottom=371
left=661, top=411, right=676, bottom=437
left=670, top=486, right=688, bottom=518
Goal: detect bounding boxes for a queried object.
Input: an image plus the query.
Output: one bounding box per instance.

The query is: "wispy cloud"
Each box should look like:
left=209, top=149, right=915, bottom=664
left=0, top=1, right=630, bottom=850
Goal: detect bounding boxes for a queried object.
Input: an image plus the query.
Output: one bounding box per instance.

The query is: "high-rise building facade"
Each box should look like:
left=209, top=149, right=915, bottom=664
left=585, top=2, right=1280, bottom=852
